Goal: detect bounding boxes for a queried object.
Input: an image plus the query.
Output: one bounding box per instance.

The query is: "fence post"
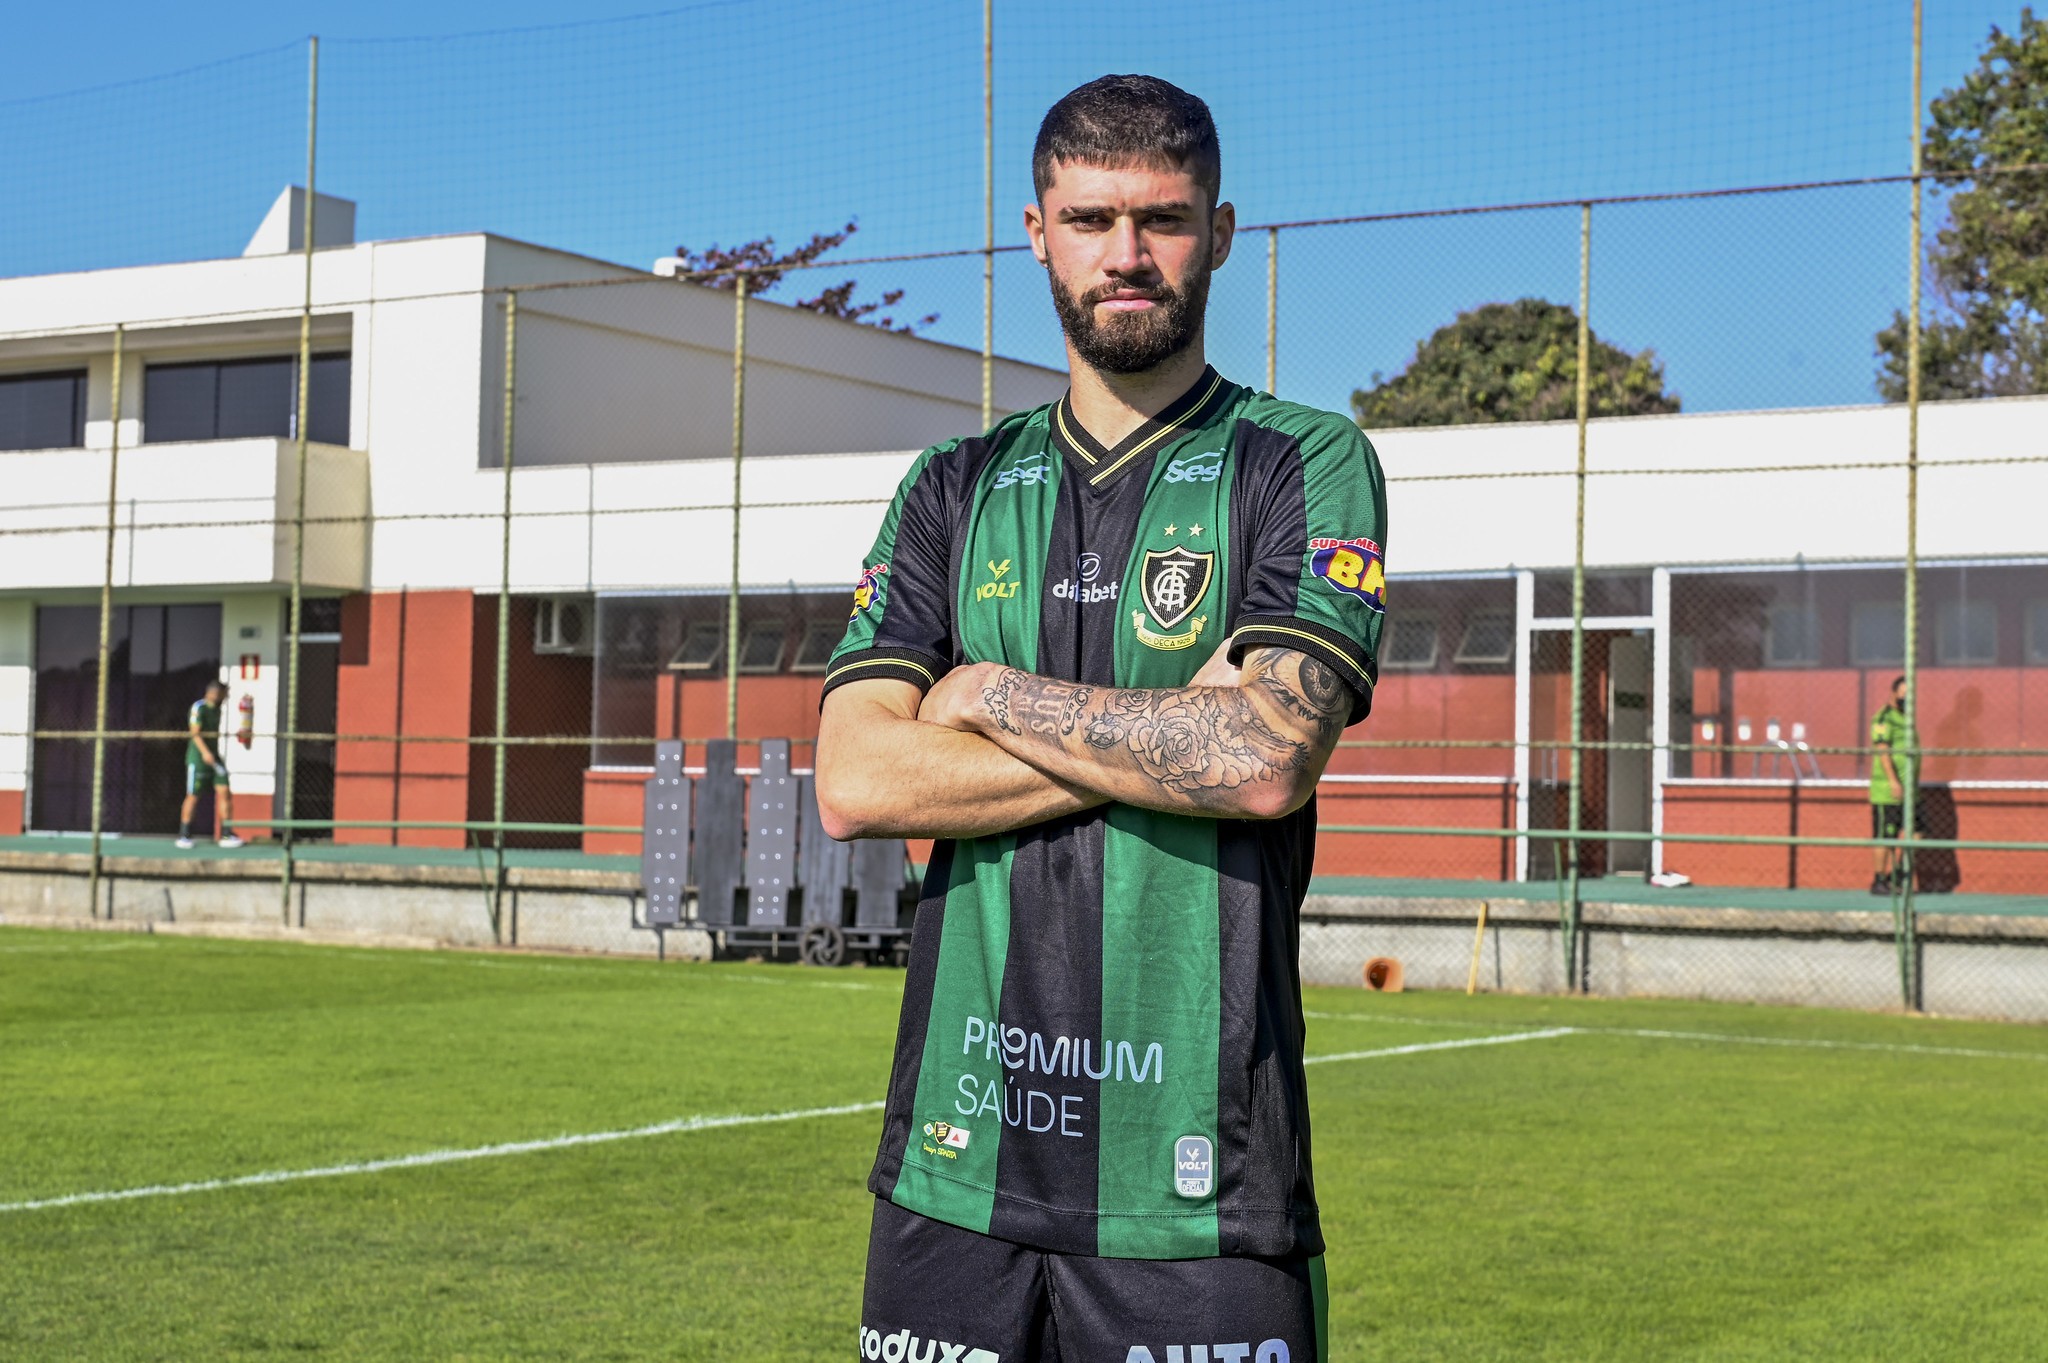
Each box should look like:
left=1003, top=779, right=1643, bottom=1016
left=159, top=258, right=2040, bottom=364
left=1563, top=203, right=1591, bottom=990
left=492, top=290, right=518, bottom=942
left=86, top=323, right=124, bottom=920
left=981, top=0, right=994, bottom=431
left=1266, top=227, right=1278, bottom=394
left=1897, top=0, right=1925, bottom=1010
left=279, top=33, right=319, bottom=926
left=726, top=273, right=749, bottom=741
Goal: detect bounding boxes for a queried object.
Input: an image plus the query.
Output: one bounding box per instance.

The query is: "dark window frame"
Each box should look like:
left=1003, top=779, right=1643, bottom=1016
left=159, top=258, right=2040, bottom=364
left=0, top=368, right=87, bottom=451
left=142, top=352, right=350, bottom=446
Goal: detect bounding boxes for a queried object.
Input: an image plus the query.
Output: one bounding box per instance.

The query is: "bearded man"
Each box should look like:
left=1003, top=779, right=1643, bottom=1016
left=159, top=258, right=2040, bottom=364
left=817, top=74, right=1387, bottom=1362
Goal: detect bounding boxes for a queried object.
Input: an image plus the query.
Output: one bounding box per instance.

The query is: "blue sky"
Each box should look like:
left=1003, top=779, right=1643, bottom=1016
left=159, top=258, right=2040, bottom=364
left=0, top=1, right=2027, bottom=416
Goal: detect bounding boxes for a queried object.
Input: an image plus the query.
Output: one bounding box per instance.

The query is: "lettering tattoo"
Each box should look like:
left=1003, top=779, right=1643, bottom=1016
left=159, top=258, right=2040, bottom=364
left=974, top=646, right=1349, bottom=810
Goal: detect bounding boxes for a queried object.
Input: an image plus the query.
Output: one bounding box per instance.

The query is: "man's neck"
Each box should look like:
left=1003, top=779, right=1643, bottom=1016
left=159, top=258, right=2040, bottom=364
left=1063, top=341, right=1211, bottom=448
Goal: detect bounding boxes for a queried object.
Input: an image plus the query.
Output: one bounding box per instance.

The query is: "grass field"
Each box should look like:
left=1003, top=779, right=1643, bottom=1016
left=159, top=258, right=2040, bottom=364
left=3, top=925, right=2045, bottom=1362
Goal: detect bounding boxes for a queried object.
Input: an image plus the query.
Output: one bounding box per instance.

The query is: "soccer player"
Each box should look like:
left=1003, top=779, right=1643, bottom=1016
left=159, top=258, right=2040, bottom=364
left=177, top=679, right=244, bottom=850
left=816, top=76, right=1385, bottom=1361
left=1869, top=674, right=1913, bottom=894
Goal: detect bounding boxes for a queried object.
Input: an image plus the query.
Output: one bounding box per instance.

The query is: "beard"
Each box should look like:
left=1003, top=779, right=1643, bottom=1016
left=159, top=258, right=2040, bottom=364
left=1048, top=258, right=1211, bottom=376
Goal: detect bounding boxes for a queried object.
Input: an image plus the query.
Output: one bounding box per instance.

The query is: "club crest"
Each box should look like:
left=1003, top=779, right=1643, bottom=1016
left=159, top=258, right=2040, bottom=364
left=1133, top=546, right=1213, bottom=650
left=1140, top=546, right=1213, bottom=630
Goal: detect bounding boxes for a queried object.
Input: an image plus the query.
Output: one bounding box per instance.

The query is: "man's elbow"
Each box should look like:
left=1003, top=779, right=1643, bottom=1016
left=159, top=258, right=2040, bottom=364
left=1236, top=772, right=1318, bottom=821
left=813, top=765, right=869, bottom=842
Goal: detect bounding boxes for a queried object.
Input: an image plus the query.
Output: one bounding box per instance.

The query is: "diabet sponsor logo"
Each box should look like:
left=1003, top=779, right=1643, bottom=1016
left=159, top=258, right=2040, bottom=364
left=1050, top=551, right=1120, bottom=604
left=858, top=1326, right=1000, bottom=1363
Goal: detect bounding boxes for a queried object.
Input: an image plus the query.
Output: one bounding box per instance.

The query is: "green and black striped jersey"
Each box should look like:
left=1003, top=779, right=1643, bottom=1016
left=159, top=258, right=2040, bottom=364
left=823, top=367, right=1387, bottom=1261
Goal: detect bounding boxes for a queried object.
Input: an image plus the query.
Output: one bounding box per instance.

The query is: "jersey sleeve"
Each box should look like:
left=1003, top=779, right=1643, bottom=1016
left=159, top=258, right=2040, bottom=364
left=1229, top=415, right=1387, bottom=725
left=820, top=445, right=959, bottom=700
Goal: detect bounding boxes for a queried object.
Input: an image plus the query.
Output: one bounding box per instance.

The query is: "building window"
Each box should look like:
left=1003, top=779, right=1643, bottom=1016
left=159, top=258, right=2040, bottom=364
left=1380, top=611, right=1439, bottom=670
left=143, top=353, right=350, bottom=445
left=1850, top=601, right=1903, bottom=667
left=1453, top=610, right=1514, bottom=665
left=2028, top=602, right=2048, bottom=666
left=738, top=623, right=787, bottom=673
left=1936, top=601, right=1997, bottom=665
left=791, top=621, right=843, bottom=672
left=0, top=368, right=86, bottom=451
left=1764, top=603, right=1819, bottom=667
left=668, top=623, right=724, bottom=671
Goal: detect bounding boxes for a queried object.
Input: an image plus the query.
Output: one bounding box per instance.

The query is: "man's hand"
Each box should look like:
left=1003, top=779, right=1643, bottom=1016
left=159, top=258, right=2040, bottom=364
left=920, top=641, right=1349, bottom=821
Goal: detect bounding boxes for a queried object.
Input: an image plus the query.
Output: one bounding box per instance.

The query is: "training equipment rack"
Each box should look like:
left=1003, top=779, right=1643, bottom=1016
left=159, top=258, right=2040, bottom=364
left=636, top=738, right=917, bottom=965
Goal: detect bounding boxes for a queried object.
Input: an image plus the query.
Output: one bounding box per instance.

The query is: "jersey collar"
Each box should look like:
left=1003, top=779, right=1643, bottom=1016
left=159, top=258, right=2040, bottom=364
left=1048, top=366, right=1230, bottom=490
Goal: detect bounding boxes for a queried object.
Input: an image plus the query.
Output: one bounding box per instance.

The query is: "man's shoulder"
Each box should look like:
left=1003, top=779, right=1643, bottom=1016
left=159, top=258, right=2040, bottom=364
left=900, top=404, right=1055, bottom=488
left=1231, top=390, right=1376, bottom=458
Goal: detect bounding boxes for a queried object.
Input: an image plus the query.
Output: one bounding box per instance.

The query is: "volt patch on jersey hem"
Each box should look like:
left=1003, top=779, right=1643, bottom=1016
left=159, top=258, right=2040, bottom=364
left=1228, top=615, right=1376, bottom=724
left=819, top=647, right=949, bottom=703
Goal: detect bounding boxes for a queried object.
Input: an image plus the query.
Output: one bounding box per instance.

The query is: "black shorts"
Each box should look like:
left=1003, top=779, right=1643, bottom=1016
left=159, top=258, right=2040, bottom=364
left=1872, top=804, right=1904, bottom=839
left=860, top=1196, right=1328, bottom=1363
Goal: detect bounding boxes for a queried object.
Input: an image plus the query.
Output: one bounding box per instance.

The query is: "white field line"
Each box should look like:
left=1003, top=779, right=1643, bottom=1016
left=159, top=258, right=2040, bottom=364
left=1586, top=1025, right=2048, bottom=1063
left=1304, top=1028, right=1578, bottom=1066
left=5, top=1029, right=1577, bottom=1217
left=0, top=1100, right=885, bottom=1216
left=1305, top=1011, right=2048, bottom=1063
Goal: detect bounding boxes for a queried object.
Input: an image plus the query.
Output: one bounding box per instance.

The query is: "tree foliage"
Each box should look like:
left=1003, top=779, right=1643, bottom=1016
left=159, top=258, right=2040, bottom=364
left=670, top=221, right=938, bottom=335
left=1876, top=8, right=2048, bottom=400
left=1351, top=298, right=1680, bottom=429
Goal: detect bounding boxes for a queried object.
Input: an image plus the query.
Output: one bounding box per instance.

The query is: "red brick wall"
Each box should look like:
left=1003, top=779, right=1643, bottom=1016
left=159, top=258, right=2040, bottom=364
left=1661, top=782, right=2048, bottom=893
left=1315, top=781, right=1518, bottom=880
left=583, top=768, right=650, bottom=856
left=334, top=590, right=478, bottom=848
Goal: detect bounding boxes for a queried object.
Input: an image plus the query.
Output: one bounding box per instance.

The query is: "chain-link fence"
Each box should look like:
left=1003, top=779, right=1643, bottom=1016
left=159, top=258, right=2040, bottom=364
left=1, top=5, right=2044, bottom=1011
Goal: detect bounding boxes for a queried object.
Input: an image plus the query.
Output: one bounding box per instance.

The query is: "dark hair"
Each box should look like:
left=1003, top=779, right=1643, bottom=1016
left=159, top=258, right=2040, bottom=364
left=205, top=679, right=226, bottom=694
left=1892, top=675, right=1907, bottom=690
left=1032, top=75, right=1220, bottom=206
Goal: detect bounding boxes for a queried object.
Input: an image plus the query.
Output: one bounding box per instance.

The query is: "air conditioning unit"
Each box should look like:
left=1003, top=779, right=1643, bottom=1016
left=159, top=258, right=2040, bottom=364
left=534, top=596, right=595, bottom=655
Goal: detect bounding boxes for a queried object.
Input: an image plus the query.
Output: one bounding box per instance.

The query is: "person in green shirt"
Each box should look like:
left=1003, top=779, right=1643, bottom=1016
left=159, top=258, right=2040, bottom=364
left=177, top=680, right=243, bottom=850
left=1869, top=674, right=1913, bottom=894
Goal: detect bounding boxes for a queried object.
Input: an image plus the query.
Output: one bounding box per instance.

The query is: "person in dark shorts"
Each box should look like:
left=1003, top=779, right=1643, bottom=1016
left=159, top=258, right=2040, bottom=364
left=178, top=680, right=243, bottom=850
left=1869, top=674, right=1913, bottom=894
left=816, top=76, right=1383, bottom=1362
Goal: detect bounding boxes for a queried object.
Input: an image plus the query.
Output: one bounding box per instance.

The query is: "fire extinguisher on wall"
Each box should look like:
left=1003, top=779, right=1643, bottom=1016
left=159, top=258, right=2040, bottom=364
left=237, top=692, right=256, bottom=749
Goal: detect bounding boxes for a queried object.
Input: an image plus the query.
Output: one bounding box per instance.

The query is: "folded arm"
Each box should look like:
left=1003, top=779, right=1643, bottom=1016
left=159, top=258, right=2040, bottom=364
left=815, top=678, right=1106, bottom=842
left=921, top=645, right=1350, bottom=820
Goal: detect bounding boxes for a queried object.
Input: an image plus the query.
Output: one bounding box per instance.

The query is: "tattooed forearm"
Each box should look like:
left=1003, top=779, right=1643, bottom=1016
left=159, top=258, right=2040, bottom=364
left=1116, top=687, right=1310, bottom=797
left=1246, top=648, right=1348, bottom=746
left=981, top=668, right=1094, bottom=739
left=967, top=646, right=1347, bottom=814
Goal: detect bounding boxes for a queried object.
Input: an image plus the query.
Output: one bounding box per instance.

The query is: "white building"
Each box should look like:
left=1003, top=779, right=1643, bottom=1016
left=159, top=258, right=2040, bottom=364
left=1, top=188, right=2042, bottom=894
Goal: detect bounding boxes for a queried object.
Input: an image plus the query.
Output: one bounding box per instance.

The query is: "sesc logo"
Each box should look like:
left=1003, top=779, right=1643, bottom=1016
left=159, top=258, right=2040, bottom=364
left=859, top=1325, right=1001, bottom=1363
left=992, top=457, right=1051, bottom=491
left=1162, top=450, right=1225, bottom=483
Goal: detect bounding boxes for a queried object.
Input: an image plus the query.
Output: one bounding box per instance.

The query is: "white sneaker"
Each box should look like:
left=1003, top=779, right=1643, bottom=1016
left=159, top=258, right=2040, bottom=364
left=217, top=835, right=245, bottom=849
left=175, top=836, right=196, bottom=850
